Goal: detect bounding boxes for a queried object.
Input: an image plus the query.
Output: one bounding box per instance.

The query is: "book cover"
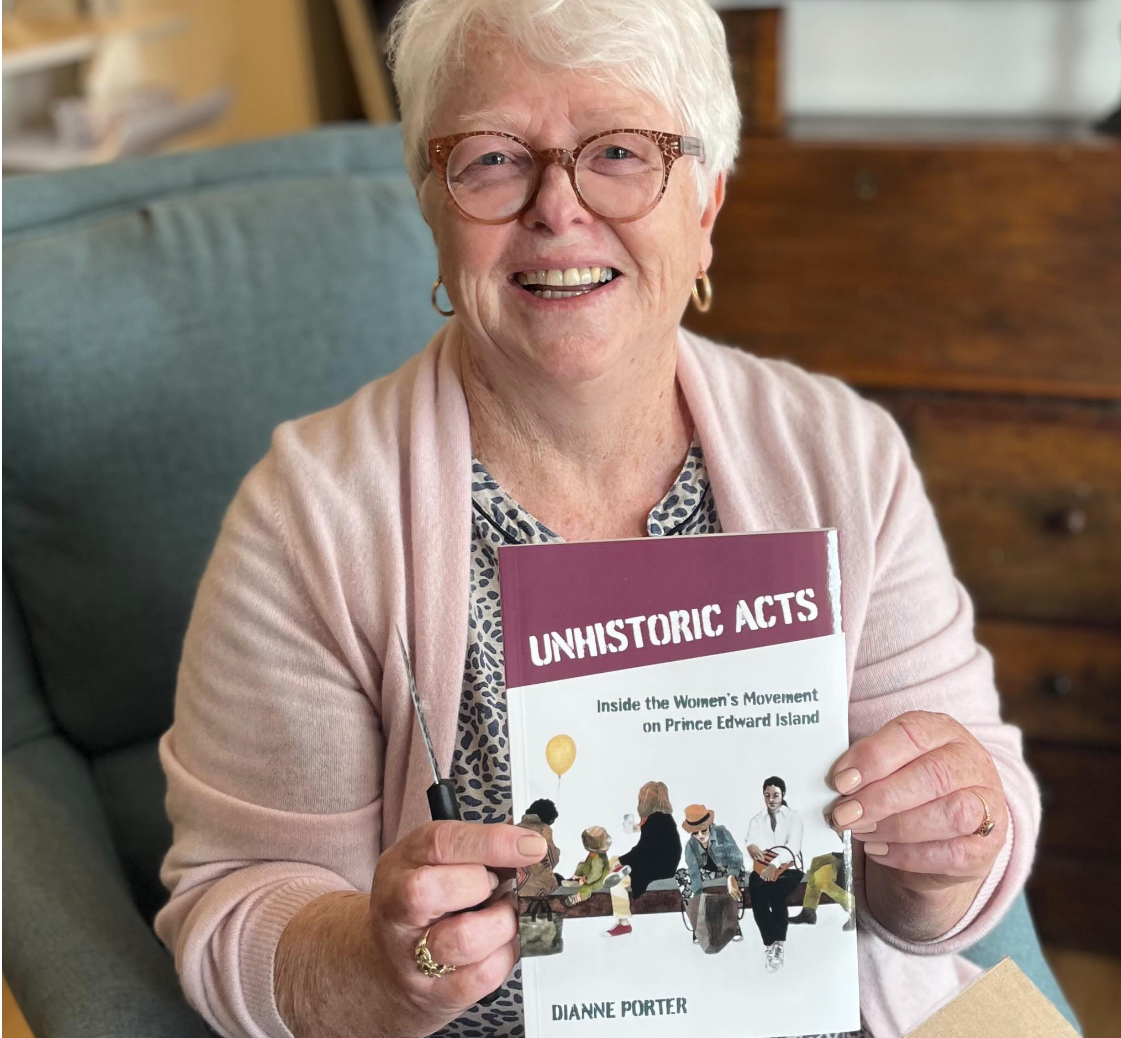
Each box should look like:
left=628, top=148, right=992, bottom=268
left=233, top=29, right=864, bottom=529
left=500, top=529, right=860, bottom=1038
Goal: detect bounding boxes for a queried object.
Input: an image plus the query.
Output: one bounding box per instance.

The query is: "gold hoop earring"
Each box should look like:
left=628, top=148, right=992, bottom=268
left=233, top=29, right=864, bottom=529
left=691, top=270, right=713, bottom=313
left=431, top=276, right=455, bottom=317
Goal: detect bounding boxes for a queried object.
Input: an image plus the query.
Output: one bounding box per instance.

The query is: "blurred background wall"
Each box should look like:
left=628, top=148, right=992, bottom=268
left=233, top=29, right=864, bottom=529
left=4, top=1, right=1120, bottom=167
left=780, top=0, right=1120, bottom=118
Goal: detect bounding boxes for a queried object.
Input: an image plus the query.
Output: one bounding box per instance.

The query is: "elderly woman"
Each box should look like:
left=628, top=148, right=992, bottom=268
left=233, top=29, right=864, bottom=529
left=154, top=1, right=1039, bottom=1037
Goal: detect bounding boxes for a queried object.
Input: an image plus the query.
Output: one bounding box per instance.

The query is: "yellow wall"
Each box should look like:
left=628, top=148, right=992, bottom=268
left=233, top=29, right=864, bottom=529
left=114, top=0, right=359, bottom=151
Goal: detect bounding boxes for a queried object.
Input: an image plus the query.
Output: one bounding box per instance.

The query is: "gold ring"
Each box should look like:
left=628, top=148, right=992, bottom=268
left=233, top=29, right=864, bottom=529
left=970, top=790, right=996, bottom=837
left=414, top=928, right=456, bottom=978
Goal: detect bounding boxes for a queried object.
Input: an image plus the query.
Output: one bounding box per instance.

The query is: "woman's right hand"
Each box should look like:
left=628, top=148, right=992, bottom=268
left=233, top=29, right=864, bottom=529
left=367, top=820, right=548, bottom=1036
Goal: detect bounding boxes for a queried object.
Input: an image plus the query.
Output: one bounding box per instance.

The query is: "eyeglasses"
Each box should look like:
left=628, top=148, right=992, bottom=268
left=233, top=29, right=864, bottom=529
left=428, top=128, right=705, bottom=225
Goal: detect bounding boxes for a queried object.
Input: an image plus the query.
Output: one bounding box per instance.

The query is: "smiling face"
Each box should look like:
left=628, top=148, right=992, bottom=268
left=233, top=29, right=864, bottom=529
left=418, top=36, right=723, bottom=386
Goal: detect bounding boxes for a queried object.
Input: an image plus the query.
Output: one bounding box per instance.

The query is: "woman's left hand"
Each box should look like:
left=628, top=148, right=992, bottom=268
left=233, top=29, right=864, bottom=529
left=829, top=710, right=1007, bottom=890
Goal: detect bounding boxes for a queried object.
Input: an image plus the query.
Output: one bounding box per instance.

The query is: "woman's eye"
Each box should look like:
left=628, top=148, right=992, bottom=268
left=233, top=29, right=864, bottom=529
left=477, top=152, right=508, bottom=166
left=603, top=147, right=632, bottom=160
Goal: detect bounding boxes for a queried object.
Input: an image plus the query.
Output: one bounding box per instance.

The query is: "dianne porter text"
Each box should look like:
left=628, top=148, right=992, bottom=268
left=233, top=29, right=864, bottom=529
left=552, top=997, right=688, bottom=1022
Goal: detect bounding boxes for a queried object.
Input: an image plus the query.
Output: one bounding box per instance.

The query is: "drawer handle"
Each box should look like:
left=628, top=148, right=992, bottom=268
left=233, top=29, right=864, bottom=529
left=1048, top=506, right=1087, bottom=536
left=1043, top=673, right=1074, bottom=698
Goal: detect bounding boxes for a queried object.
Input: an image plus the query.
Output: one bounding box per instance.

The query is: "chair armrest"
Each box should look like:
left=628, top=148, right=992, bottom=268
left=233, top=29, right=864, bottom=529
left=960, top=889, right=1081, bottom=1034
left=3, top=734, right=212, bottom=1038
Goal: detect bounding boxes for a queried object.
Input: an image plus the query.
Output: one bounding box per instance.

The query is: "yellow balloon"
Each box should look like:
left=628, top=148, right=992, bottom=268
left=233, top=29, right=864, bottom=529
left=545, top=735, right=576, bottom=777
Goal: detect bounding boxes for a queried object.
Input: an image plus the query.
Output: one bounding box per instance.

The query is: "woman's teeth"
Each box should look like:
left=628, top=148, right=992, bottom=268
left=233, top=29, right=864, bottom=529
left=515, top=266, right=615, bottom=298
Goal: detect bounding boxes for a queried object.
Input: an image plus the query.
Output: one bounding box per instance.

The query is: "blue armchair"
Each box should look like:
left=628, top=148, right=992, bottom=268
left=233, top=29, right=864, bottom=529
left=1, top=124, right=1078, bottom=1036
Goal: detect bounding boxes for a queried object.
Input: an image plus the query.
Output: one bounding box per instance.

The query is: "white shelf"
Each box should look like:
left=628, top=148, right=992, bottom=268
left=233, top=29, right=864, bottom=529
left=3, top=86, right=231, bottom=172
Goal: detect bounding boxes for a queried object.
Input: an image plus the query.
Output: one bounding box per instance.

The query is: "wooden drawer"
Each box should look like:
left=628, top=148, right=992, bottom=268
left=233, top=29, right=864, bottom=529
left=1028, top=855, right=1121, bottom=955
left=873, top=395, right=1121, bottom=626
left=690, top=135, right=1121, bottom=399
left=1027, top=743, right=1121, bottom=858
left=980, top=621, right=1121, bottom=748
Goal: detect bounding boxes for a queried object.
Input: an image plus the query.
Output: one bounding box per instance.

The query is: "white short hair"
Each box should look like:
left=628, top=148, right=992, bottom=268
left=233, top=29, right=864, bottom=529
left=387, top=0, right=740, bottom=209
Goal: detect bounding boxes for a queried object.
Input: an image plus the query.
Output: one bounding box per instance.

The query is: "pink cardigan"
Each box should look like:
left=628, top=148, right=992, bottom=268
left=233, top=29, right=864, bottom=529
left=155, top=326, right=1039, bottom=1038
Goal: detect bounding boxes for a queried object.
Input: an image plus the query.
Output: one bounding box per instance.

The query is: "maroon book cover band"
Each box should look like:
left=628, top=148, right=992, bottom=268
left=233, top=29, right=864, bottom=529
left=499, top=529, right=839, bottom=689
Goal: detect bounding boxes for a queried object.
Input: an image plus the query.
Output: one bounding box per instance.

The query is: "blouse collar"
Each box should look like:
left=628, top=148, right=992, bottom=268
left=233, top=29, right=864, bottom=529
left=470, top=435, right=711, bottom=546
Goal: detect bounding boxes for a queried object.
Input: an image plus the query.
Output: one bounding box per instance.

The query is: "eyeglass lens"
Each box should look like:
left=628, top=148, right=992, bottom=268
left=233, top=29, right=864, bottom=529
left=445, top=133, right=666, bottom=221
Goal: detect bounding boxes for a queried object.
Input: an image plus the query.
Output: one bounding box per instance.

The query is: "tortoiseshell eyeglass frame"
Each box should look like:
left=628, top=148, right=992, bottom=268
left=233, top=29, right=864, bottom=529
left=427, top=128, right=706, bottom=225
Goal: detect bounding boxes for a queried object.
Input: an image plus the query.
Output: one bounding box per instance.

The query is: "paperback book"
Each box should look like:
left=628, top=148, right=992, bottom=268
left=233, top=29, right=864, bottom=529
left=500, top=529, right=860, bottom=1038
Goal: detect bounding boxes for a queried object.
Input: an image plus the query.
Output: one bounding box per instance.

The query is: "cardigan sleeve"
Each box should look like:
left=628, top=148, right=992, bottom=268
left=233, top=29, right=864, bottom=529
left=154, top=448, right=383, bottom=1038
left=847, top=412, right=1041, bottom=956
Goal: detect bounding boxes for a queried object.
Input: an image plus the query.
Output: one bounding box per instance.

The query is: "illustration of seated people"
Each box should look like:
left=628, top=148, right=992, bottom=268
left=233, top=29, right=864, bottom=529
left=745, top=776, right=805, bottom=974
left=790, top=830, right=856, bottom=931
left=615, top=780, right=682, bottom=900
left=673, top=804, right=748, bottom=952
left=516, top=798, right=563, bottom=901
left=558, top=826, right=632, bottom=937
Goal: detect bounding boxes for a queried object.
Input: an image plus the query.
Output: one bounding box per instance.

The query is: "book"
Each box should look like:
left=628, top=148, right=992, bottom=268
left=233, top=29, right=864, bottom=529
left=500, top=529, right=860, bottom=1038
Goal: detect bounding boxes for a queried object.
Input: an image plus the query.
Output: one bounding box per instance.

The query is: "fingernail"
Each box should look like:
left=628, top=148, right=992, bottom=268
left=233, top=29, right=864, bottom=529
left=488, top=871, right=500, bottom=890
left=834, top=768, right=862, bottom=794
left=864, top=842, right=889, bottom=856
left=833, top=800, right=864, bottom=827
left=517, top=835, right=547, bottom=857
left=849, top=821, right=877, bottom=834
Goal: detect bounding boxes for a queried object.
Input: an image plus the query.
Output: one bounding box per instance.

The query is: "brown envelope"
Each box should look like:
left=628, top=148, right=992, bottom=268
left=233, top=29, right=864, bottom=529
left=905, top=959, right=1079, bottom=1038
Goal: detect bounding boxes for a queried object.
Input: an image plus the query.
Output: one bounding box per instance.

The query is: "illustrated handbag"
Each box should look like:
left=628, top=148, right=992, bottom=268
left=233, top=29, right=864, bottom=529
left=751, top=845, right=803, bottom=878
left=519, top=910, right=564, bottom=957
left=517, top=869, right=564, bottom=958
left=683, top=891, right=741, bottom=955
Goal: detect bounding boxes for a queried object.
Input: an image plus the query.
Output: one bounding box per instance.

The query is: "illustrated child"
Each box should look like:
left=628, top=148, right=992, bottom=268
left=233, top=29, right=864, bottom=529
left=564, top=825, right=631, bottom=908
left=565, top=826, right=612, bottom=904
left=562, top=826, right=632, bottom=937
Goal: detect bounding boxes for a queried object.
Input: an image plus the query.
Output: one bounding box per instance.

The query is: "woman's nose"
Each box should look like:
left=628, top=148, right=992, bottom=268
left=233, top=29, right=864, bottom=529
left=520, top=163, right=589, bottom=232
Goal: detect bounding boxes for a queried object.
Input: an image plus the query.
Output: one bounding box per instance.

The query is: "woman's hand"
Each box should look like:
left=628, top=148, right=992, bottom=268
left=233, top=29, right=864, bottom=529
left=829, top=711, right=1007, bottom=938
left=367, top=820, right=547, bottom=1036
left=760, top=863, right=778, bottom=882
left=746, top=843, right=765, bottom=862
left=276, top=821, right=548, bottom=1038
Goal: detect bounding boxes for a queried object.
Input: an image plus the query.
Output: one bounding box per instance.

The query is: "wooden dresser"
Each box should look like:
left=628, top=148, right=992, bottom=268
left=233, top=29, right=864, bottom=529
left=693, top=7, right=1121, bottom=955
